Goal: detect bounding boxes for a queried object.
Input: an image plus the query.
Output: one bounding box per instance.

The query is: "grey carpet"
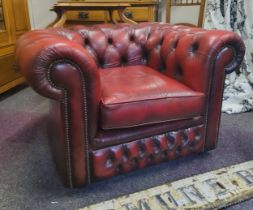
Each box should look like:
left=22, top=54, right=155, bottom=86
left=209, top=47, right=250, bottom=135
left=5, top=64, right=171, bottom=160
left=0, top=86, right=253, bottom=210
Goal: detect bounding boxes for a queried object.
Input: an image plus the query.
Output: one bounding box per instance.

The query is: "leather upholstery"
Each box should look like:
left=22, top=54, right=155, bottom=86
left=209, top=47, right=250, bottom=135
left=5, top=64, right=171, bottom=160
left=100, top=65, right=205, bottom=129
left=15, top=23, right=245, bottom=187
left=92, top=125, right=205, bottom=180
left=93, top=116, right=204, bottom=149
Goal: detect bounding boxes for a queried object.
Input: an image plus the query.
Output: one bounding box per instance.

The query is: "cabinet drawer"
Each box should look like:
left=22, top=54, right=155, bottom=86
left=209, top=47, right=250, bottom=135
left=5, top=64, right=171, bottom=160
left=111, top=7, right=150, bottom=22
left=0, top=54, right=21, bottom=86
left=124, top=7, right=150, bottom=21
left=66, top=10, right=107, bottom=22
left=65, top=7, right=153, bottom=23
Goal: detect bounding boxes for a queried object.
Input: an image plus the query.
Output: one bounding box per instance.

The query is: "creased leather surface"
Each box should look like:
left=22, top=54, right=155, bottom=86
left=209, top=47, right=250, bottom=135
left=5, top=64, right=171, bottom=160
left=15, top=23, right=245, bottom=187
left=100, top=65, right=205, bottom=129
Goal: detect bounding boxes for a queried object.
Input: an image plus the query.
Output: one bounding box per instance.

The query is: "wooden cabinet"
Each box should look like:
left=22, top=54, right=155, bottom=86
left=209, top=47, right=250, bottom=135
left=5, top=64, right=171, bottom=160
left=0, top=0, right=30, bottom=94
left=62, top=0, right=158, bottom=25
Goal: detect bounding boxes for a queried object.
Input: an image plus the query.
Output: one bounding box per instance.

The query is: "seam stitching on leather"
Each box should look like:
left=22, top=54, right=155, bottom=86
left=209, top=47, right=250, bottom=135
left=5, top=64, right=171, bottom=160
left=102, top=116, right=204, bottom=130
left=204, top=46, right=228, bottom=149
left=212, top=46, right=232, bottom=146
left=101, top=94, right=205, bottom=106
left=48, top=59, right=92, bottom=186
left=48, top=61, right=74, bottom=188
left=63, top=90, right=73, bottom=188
left=78, top=63, right=91, bottom=184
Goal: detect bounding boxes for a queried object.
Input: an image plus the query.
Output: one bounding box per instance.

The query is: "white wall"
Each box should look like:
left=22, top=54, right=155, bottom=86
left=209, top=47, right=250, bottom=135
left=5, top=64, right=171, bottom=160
left=170, top=6, right=199, bottom=25
left=28, top=0, right=57, bottom=29
left=160, top=0, right=200, bottom=25
left=27, top=0, right=201, bottom=29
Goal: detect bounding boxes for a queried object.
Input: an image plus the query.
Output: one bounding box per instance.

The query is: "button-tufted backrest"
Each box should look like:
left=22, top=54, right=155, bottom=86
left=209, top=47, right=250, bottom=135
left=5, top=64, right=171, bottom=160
left=66, top=23, right=189, bottom=71
left=63, top=23, right=208, bottom=79
left=48, top=23, right=244, bottom=94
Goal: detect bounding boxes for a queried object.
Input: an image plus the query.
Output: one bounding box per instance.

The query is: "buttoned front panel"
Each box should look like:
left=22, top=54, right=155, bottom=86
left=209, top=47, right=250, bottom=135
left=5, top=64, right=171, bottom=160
left=91, top=125, right=205, bottom=180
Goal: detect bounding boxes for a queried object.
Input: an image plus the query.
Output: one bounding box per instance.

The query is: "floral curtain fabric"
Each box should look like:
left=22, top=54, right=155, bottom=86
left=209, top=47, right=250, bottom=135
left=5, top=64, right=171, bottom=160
left=204, top=0, right=253, bottom=113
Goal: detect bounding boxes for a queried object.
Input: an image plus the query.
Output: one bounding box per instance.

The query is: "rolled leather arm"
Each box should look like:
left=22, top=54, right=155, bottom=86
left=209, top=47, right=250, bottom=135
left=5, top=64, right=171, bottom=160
left=159, top=26, right=245, bottom=151
left=160, top=27, right=245, bottom=93
left=15, top=29, right=100, bottom=100
left=15, top=29, right=101, bottom=187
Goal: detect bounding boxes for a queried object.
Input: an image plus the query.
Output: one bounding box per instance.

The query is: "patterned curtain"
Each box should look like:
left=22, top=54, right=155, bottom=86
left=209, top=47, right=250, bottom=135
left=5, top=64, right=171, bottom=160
left=204, top=0, right=253, bottom=113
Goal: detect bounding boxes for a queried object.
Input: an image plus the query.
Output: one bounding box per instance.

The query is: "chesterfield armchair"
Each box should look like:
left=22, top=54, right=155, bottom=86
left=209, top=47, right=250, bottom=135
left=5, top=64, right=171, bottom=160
left=15, top=23, right=245, bottom=188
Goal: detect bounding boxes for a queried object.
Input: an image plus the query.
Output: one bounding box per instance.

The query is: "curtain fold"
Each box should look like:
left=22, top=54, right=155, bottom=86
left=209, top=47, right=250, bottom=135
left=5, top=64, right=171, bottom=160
left=204, top=0, right=253, bottom=113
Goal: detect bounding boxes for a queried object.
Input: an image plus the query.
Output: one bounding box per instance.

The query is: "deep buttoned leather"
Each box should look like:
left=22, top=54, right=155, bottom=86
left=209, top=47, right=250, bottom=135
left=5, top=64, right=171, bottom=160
left=92, top=125, right=205, bottom=180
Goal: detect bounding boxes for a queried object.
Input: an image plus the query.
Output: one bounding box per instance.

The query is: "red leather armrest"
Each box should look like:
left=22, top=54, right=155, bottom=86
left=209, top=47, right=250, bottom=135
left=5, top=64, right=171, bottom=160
left=15, top=29, right=101, bottom=187
left=160, top=27, right=245, bottom=93
left=15, top=29, right=100, bottom=101
left=159, top=26, right=245, bottom=150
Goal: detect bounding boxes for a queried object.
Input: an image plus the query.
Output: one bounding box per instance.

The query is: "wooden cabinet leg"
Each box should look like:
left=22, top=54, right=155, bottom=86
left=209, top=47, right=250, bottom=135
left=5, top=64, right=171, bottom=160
left=53, top=11, right=67, bottom=27
left=111, top=10, right=119, bottom=24
left=48, top=9, right=67, bottom=28
left=118, top=8, right=137, bottom=24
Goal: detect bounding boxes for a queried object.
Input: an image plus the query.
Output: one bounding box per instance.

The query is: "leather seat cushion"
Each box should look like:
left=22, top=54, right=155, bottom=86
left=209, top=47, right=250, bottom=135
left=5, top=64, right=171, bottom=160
left=100, top=65, right=205, bottom=129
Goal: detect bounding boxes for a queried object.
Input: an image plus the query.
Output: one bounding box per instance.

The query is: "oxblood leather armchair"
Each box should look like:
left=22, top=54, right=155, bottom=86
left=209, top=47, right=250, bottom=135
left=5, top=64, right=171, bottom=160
left=15, top=23, right=245, bottom=188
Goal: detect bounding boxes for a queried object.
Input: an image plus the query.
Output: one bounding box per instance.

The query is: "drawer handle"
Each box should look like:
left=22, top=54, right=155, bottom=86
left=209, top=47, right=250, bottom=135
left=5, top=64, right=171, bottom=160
left=13, top=62, right=19, bottom=72
left=78, top=12, right=89, bottom=19
left=124, top=11, right=133, bottom=19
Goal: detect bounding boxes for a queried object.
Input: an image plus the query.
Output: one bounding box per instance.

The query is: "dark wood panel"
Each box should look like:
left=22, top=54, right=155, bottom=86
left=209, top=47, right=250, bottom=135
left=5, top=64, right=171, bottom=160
left=0, top=0, right=30, bottom=93
left=0, top=54, right=21, bottom=86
